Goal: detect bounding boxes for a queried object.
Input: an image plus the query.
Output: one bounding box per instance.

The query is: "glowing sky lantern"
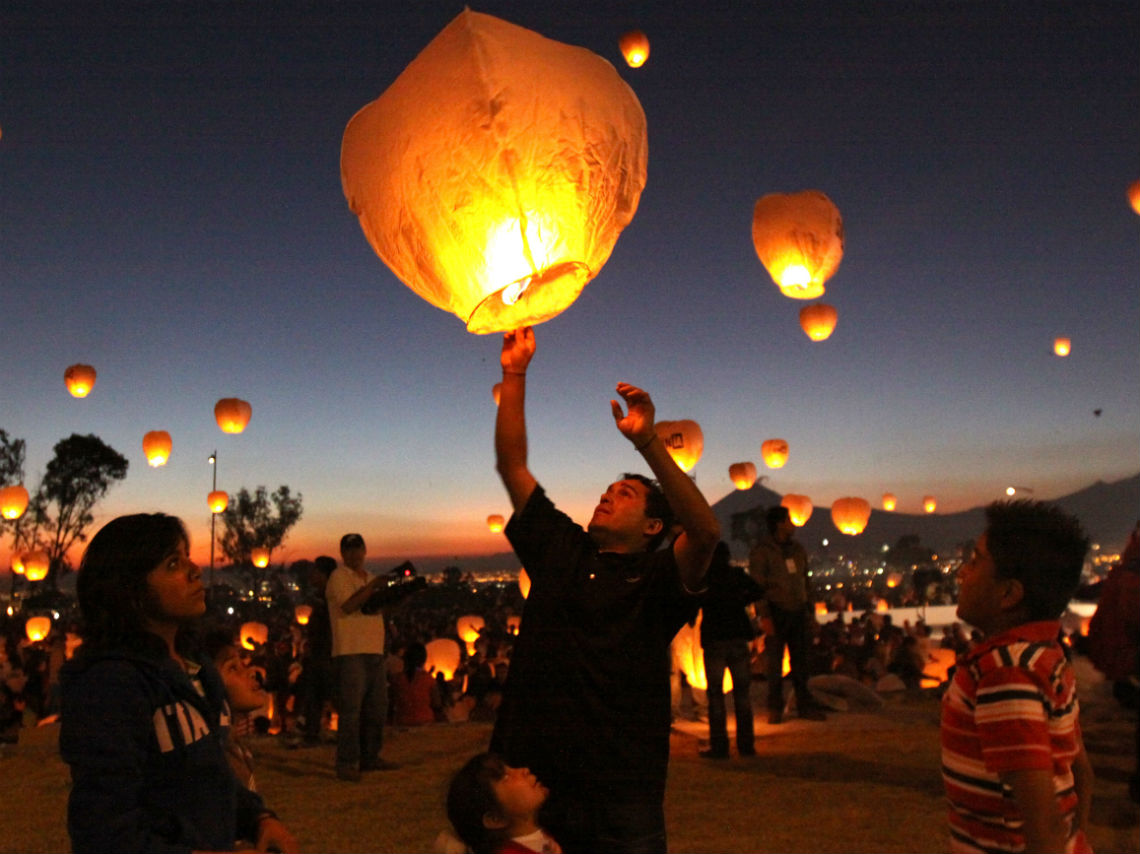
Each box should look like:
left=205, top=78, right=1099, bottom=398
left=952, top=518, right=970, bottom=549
left=760, top=438, right=789, bottom=469
left=728, top=462, right=757, bottom=490
left=240, top=621, right=269, bottom=651
left=619, top=29, right=649, bottom=67
left=142, top=431, right=172, bottom=467
left=23, top=550, right=50, bottom=582
left=798, top=302, right=838, bottom=341
left=251, top=547, right=270, bottom=568
left=64, top=363, right=97, bottom=398
left=26, top=616, right=52, bottom=643
left=294, top=604, right=313, bottom=626
left=486, top=514, right=506, bottom=534
left=923, top=495, right=938, bottom=514
left=456, top=614, right=485, bottom=655
left=425, top=638, right=461, bottom=680
left=655, top=419, right=704, bottom=473
left=1129, top=179, right=1140, bottom=215
left=1053, top=337, right=1071, bottom=357
left=781, top=494, right=813, bottom=527
left=518, top=567, right=531, bottom=599
left=341, top=10, right=647, bottom=334
left=830, top=497, right=871, bottom=535
left=11, top=554, right=26, bottom=576
left=814, top=601, right=828, bottom=616
left=751, top=190, right=844, bottom=300
left=214, top=398, right=252, bottom=434
left=0, top=484, right=29, bottom=520
left=881, top=493, right=897, bottom=512
left=208, top=490, right=229, bottom=514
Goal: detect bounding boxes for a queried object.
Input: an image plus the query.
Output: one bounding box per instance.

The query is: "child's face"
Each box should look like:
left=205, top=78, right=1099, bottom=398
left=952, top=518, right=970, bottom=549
left=491, top=765, right=548, bottom=823
left=216, top=647, right=266, bottom=714
left=956, top=533, right=1004, bottom=631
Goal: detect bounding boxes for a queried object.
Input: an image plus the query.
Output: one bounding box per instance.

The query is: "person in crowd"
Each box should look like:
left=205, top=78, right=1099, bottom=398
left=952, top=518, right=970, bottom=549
left=447, top=751, right=562, bottom=854
left=942, top=500, right=1094, bottom=854
left=391, top=641, right=442, bottom=726
left=58, top=513, right=296, bottom=853
left=489, top=326, right=720, bottom=853
left=287, top=555, right=335, bottom=747
left=0, top=664, right=27, bottom=754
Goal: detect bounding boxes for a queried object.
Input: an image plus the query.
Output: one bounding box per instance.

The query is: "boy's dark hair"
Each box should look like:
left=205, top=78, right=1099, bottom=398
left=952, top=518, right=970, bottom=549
left=984, top=500, right=1089, bottom=621
left=765, top=505, right=790, bottom=536
left=620, top=472, right=675, bottom=551
left=446, top=752, right=510, bottom=854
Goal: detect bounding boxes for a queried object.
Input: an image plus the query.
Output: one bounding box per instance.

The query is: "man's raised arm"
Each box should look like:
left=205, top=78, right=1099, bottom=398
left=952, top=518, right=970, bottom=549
left=495, top=327, right=538, bottom=512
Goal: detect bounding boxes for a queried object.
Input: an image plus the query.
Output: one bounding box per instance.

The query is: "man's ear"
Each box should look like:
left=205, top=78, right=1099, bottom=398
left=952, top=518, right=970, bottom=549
left=1000, top=577, right=1026, bottom=611
left=482, top=811, right=508, bottom=831
left=643, top=517, right=664, bottom=538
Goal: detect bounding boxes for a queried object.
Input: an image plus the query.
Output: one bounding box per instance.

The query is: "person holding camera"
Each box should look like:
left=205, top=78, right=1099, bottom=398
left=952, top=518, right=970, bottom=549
left=327, top=533, right=399, bottom=781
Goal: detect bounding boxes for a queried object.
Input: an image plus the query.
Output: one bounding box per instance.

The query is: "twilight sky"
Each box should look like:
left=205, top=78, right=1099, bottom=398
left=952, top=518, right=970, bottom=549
left=2, top=0, right=1137, bottom=572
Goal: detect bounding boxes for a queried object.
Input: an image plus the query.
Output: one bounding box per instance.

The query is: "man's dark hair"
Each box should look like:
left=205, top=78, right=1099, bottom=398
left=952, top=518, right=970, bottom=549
left=984, top=500, right=1089, bottom=621
left=765, top=505, right=790, bottom=536
left=446, top=752, right=510, bottom=854
left=621, top=472, right=676, bottom=551
left=313, top=555, right=337, bottom=576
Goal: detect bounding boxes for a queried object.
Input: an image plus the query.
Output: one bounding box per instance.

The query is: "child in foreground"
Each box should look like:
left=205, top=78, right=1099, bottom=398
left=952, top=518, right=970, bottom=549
left=942, top=500, right=1094, bottom=854
left=447, top=752, right=561, bottom=854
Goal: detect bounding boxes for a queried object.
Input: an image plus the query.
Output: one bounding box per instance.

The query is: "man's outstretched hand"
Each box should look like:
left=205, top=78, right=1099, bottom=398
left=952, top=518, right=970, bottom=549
left=610, top=382, right=656, bottom=448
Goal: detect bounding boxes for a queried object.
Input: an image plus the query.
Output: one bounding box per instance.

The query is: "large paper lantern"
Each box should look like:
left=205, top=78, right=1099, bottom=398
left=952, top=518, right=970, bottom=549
left=208, top=490, right=229, bottom=514
left=619, top=30, right=650, bottom=67
left=26, top=616, right=52, bottom=643
left=781, top=494, right=813, bottom=527
left=1129, top=179, right=1140, bottom=215
left=486, top=514, right=505, bottom=534
left=923, top=495, right=937, bottom=514
left=799, top=303, right=838, bottom=341
left=656, top=419, right=704, bottom=473
left=64, top=363, right=97, bottom=398
left=456, top=614, right=485, bottom=655
left=830, top=497, right=871, bottom=536
left=752, top=191, right=844, bottom=300
left=251, top=547, right=270, bottom=569
left=1053, top=337, right=1071, bottom=357
left=341, top=10, right=648, bottom=334
left=881, top=493, right=897, bottom=512
left=425, top=638, right=461, bottom=680
left=761, top=438, right=789, bottom=469
left=0, top=484, right=29, bottom=520
left=728, top=462, right=757, bottom=490
left=240, top=621, right=269, bottom=651
left=23, top=550, right=49, bottom=581
left=214, top=398, right=252, bottom=434
left=142, top=431, right=172, bottom=467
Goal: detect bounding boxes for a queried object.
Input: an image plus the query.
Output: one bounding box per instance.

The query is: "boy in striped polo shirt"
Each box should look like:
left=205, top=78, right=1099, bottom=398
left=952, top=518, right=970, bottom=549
left=942, top=500, right=1094, bottom=854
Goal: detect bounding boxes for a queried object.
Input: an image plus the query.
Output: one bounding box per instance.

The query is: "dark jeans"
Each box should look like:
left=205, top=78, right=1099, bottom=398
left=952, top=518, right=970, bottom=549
left=545, top=795, right=667, bottom=854
left=702, top=638, right=754, bottom=753
left=333, top=653, right=387, bottom=771
left=766, top=604, right=812, bottom=712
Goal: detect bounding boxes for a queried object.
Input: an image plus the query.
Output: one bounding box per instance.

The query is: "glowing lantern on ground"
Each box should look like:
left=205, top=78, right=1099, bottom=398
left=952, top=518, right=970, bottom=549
left=26, top=616, right=52, bottom=643
left=142, top=431, right=172, bottom=467
left=761, top=439, right=789, bottom=469
left=506, top=615, right=521, bottom=635
left=656, top=420, right=704, bottom=473
left=922, top=647, right=957, bottom=689
left=1129, top=180, right=1140, bottom=215
left=875, top=598, right=889, bottom=613
left=0, top=484, right=29, bottom=520
left=619, top=30, right=649, bottom=67
left=798, top=303, right=838, bottom=341
left=492, top=383, right=502, bottom=406
left=240, top=622, right=269, bottom=651
left=11, top=554, right=26, bottom=575
left=487, top=514, right=505, bottom=534
left=425, top=638, right=461, bottom=680
left=814, top=601, right=828, bottom=616
left=881, top=493, right=897, bottom=512
left=672, top=616, right=732, bottom=693
left=456, top=614, right=485, bottom=655
left=1053, top=337, right=1071, bottom=357
left=342, top=10, right=648, bottom=334
left=23, top=550, right=49, bottom=581
left=923, top=495, right=937, bottom=514
left=64, top=364, right=97, bottom=398
left=728, top=462, right=757, bottom=490
left=215, top=398, right=252, bottom=434
left=886, top=572, right=903, bottom=589
left=294, top=604, right=313, bottom=626
left=251, top=547, right=270, bottom=569
left=781, top=494, right=813, bottom=527
left=830, top=497, right=871, bottom=536
left=518, top=568, right=531, bottom=599
left=208, top=490, right=229, bottom=514
left=752, top=191, right=844, bottom=300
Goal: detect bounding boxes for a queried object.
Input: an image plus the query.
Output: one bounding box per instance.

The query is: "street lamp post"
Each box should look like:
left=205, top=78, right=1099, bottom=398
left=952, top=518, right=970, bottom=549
left=208, top=451, right=217, bottom=586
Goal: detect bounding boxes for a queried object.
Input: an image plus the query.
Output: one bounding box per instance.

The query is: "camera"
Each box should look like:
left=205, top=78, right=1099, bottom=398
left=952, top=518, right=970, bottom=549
left=359, top=561, right=427, bottom=614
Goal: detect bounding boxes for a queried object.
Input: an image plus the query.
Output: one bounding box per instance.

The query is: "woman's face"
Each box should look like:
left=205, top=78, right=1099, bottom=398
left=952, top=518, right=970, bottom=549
left=144, top=538, right=205, bottom=624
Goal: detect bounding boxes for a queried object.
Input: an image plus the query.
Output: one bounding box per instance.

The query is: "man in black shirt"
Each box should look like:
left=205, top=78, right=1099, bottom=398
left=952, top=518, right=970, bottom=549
left=490, top=327, right=720, bottom=854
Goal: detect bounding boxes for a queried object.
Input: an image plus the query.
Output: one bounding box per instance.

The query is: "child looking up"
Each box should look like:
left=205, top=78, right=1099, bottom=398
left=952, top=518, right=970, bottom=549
left=447, top=752, right=561, bottom=854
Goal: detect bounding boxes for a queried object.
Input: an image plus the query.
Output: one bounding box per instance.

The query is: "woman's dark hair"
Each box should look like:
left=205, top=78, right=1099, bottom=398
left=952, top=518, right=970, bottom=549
left=446, top=752, right=509, bottom=854
left=404, top=641, right=427, bottom=681
left=75, top=513, right=190, bottom=651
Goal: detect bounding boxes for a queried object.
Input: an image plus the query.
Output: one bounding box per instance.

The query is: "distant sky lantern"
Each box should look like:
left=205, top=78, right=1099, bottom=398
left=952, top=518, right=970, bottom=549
left=487, top=514, right=505, bottom=534
left=208, top=490, right=229, bottom=514
left=0, top=484, right=29, bottom=519
left=456, top=614, right=485, bottom=655
left=1053, top=337, right=1071, bottom=357
left=294, top=604, right=313, bottom=626
left=830, top=497, right=871, bottom=536
left=619, top=30, right=650, bottom=67
left=251, top=547, right=270, bottom=568
left=728, top=462, right=757, bottom=490
left=655, top=419, right=704, bottom=473
left=23, top=550, right=50, bottom=581
left=781, top=494, right=813, bottom=527
left=923, top=495, right=937, bottom=513
left=341, top=10, right=648, bottom=334
left=214, top=398, right=252, bottom=434
left=240, top=621, right=269, bottom=651
left=798, top=302, right=838, bottom=341
left=881, top=493, right=897, bottom=512
left=142, top=431, right=172, bottom=467
left=425, top=638, right=461, bottom=680
left=814, top=601, right=828, bottom=616
left=751, top=190, right=844, bottom=300
left=518, top=567, right=531, bottom=599
left=64, top=363, right=97, bottom=398
left=26, top=616, right=52, bottom=643
left=760, top=438, right=789, bottom=469
left=1129, top=179, right=1140, bottom=215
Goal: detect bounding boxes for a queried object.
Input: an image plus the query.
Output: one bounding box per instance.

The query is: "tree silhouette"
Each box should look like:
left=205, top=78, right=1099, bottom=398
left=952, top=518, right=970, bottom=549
left=218, top=485, right=303, bottom=568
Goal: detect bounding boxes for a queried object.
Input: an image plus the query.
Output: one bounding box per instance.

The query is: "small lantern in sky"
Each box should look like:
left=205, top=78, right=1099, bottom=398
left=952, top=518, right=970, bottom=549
left=294, top=604, right=313, bottom=626
left=456, top=614, right=485, bottom=655
left=518, top=567, right=531, bottom=599
left=0, top=484, right=29, bottom=520
left=830, top=497, right=871, bottom=535
left=487, top=514, right=505, bottom=534
left=240, top=621, right=269, bottom=651
left=64, top=363, right=97, bottom=398
left=208, top=490, right=229, bottom=514
left=781, top=494, right=813, bottom=527
left=752, top=190, right=844, bottom=300
left=656, top=419, right=704, bottom=473
left=619, top=30, right=649, bottom=67
left=23, top=550, right=50, bottom=582
left=341, top=10, right=648, bottom=334
left=251, top=547, right=270, bottom=569
left=1053, top=337, right=1071, bottom=357
left=798, top=303, right=838, bottom=341
left=26, top=616, right=52, bottom=643
left=1129, top=179, right=1140, bottom=215
left=215, top=398, right=252, bottom=434
left=881, top=493, right=897, bottom=512
left=923, top=495, right=937, bottom=514
left=142, top=431, right=172, bottom=467
left=728, top=462, right=757, bottom=490
left=11, top=554, right=26, bottom=575
left=760, top=438, right=789, bottom=469
left=425, top=638, right=461, bottom=680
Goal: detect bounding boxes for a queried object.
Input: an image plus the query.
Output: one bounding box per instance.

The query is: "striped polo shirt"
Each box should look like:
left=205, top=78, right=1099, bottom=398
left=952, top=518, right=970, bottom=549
left=941, top=620, right=1081, bottom=854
